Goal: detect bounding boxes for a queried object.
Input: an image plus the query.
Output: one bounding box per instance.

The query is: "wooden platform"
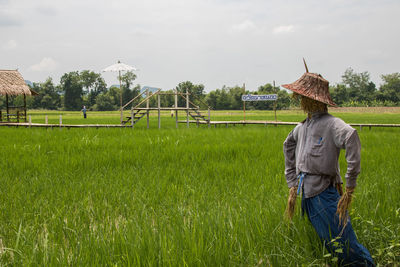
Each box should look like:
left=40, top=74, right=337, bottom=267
left=0, top=122, right=132, bottom=128
left=1, top=121, right=399, bottom=129
left=178, top=120, right=400, bottom=129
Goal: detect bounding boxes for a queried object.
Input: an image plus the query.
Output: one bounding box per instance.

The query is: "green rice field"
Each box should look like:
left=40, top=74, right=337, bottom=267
left=0, top=108, right=399, bottom=266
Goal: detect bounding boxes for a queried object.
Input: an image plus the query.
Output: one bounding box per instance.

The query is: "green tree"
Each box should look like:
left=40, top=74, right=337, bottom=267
left=92, top=85, right=121, bottom=111
left=379, top=73, right=400, bottom=103
left=330, top=84, right=349, bottom=106
left=80, top=70, right=107, bottom=108
left=61, top=71, right=83, bottom=110
left=120, top=71, right=139, bottom=108
left=93, top=94, right=116, bottom=111
left=276, top=90, right=291, bottom=110
left=28, top=78, right=61, bottom=110
left=215, top=88, right=231, bottom=110
left=227, top=86, right=245, bottom=110
left=205, top=91, right=218, bottom=109
left=175, top=81, right=205, bottom=107
left=160, top=89, right=175, bottom=107
left=341, top=68, right=377, bottom=103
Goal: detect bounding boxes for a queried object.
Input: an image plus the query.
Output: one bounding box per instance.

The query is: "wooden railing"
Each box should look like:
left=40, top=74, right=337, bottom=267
left=0, top=106, right=27, bottom=122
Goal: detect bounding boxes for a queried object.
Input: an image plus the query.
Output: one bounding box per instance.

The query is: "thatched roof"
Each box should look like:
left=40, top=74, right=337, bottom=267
left=0, top=70, right=32, bottom=96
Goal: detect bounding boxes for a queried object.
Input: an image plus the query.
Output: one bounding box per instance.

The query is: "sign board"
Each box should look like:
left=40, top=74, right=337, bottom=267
left=241, top=94, right=278, bottom=101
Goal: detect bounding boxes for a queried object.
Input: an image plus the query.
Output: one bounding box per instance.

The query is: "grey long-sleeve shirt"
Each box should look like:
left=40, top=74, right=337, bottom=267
left=283, top=112, right=361, bottom=198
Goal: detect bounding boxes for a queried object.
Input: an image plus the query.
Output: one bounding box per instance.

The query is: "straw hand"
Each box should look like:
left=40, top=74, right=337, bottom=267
left=336, top=187, right=355, bottom=226
left=285, top=186, right=298, bottom=220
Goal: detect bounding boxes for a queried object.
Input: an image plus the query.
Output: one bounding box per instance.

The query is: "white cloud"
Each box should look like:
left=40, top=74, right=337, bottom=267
left=272, top=25, right=295, bottom=34
left=29, top=57, right=57, bottom=72
left=2, top=39, right=17, bottom=50
left=230, top=20, right=256, bottom=33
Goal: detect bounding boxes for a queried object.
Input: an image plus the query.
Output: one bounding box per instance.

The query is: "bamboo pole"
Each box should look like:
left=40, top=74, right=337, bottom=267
left=6, top=94, right=9, bottom=122
left=176, top=91, right=198, bottom=108
left=208, top=108, right=211, bottom=128
left=273, top=81, right=277, bottom=122
left=122, top=90, right=147, bottom=109
left=158, top=93, right=161, bottom=129
left=133, top=89, right=161, bottom=109
left=175, top=89, right=178, bottom=129
left=186, top=88, right=189, bottom=128
left=119, top=70, right=123, bottom=125
left=243, top=83, right=246, bottom=121
left=24, top=94, right=27, bottom=122
left=146, top=89, right=150, bottom=129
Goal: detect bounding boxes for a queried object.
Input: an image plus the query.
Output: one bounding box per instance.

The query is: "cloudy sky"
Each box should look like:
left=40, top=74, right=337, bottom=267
left=1, top=0, right=399, bottom=91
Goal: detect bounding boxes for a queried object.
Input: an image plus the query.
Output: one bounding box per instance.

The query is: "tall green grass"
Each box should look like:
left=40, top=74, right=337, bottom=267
left=0, top=112, right=399, bottom=265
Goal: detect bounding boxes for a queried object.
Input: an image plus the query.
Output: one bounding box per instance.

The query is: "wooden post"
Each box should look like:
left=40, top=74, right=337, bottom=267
left=17, top=111, right=20, bottom=123
left=24, top=94, right=27, bottom=122
left=146, top=89, right=150, bottom=129
left=175, top=89, right=178, bottom=129
left=131, top=110, right=134, bottom=128
left=0, top=110, right=2, bottom=122
left=208, top=108, right=211, bottom=128
left=158, top=93, right=161, bottom=129
left=243, top=83, right=246, bottom=121
left=119, top=70, right=123, bottom=125
left=29, top=115, right=31, bottom=127
left=45, top=115, right=48, bottom=124
left=186, top=88, right=189, bottom=128
left=6, top=94, right=9, bottom=122
left=273, top=81, right=277, bottom=122
left=59, top=115, right=62, bottom=126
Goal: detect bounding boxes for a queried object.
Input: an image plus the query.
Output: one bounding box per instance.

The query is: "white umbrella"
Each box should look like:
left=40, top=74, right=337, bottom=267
left=102, top=61, right=138, bottom=72
left=102, top=60, right=138, bottom=124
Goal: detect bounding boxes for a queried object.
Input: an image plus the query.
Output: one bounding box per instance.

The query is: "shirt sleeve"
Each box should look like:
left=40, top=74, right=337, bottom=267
left=333, top=119, right=361, bottom=188
left=283, top=128, right=298, bottom=188
left=344, top=130, right=361, bottom=188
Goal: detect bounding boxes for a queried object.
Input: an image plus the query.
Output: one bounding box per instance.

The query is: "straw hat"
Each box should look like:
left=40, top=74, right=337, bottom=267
left=282, top=72, right=336, bottom=106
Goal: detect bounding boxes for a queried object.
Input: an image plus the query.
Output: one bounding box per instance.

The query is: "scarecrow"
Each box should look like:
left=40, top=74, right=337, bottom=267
left=282, top=66, right=375, bottom=266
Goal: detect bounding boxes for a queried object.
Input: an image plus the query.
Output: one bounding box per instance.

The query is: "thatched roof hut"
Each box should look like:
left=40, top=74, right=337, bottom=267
left=0, top=69, right=37, bottom=122
left=0, top=70, right=33, bottom=96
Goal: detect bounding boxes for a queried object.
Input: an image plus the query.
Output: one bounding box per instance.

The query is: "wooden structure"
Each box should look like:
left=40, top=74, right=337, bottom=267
left=1, top=120, right=399, bottom=130
left=178, top=120, right=400, bottom=130
left=0, top=70, right=37, bottom=122
left=120, top=88, right=211, bottom=128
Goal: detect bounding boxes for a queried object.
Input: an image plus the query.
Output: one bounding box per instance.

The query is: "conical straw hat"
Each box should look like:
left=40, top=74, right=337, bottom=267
left=282, top=72, right=336, bottom=106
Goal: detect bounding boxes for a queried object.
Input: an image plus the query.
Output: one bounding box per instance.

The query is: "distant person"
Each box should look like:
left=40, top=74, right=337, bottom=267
left=82, top=106, right=87, bottom=119
left=282, top=71, right=374, bottom=266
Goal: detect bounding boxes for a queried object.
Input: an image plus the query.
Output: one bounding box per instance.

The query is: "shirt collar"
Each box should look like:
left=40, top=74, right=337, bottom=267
left=306, top=111, right=328, bottom=122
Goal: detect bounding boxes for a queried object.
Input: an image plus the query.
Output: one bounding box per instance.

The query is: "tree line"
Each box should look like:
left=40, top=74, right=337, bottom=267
left=1, top=68, right=399, bottom=111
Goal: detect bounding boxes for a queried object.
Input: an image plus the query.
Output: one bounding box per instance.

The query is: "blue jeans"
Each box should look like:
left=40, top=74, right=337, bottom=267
left=302, top=186, right=375, bottom=266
